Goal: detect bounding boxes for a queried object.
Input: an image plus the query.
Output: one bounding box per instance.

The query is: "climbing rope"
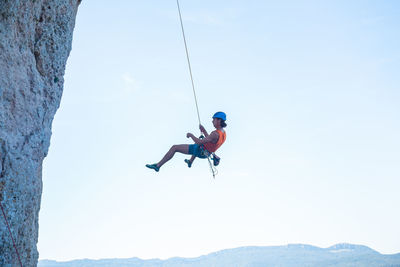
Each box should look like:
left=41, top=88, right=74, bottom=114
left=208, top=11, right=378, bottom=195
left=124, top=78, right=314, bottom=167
left=0, top=202, right=23, bottom=267
left=207, top=156, right=218, bottom=179
left=176, top=0, right=217, bottom=178
left=176, top=0, right=201, bottom=125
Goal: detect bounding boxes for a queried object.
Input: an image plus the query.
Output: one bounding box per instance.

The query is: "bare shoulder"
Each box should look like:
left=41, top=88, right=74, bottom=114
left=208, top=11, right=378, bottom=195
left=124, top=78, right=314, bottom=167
left=209, top=131, right=219, bottom=142
left=210, top=130, right=219, bottom=136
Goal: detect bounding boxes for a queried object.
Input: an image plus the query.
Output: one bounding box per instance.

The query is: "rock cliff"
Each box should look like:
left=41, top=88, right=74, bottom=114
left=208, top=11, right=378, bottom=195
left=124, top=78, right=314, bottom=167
left=0, top=0, right=80, bottom=265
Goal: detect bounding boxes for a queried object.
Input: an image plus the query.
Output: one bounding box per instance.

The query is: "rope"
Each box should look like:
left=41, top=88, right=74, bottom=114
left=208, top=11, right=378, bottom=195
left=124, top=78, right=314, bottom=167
left=207, top=156, right=218, bottom=179
left=176, top=0, right=201, bottom=125
left=0, top=202, right=23, bottom=267
left=176, top=0, right=218, bottom=178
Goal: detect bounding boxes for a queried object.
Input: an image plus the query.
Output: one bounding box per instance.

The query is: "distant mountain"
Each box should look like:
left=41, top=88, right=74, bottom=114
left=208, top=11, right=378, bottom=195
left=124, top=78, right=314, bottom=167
left=38, top=243, right=400, bottom=267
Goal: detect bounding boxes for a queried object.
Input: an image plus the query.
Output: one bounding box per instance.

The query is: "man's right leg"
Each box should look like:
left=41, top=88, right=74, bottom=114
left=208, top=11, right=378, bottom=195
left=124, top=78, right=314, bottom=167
left=212, top=153, right=220, bottom=166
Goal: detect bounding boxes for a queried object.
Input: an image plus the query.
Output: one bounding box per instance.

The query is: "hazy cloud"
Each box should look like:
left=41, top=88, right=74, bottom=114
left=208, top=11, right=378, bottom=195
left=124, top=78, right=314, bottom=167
left=122, top=72, right=139, bottom=93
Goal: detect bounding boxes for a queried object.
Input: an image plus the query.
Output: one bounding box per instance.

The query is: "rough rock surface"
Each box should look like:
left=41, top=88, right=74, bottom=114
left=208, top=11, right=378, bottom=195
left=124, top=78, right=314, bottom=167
left=0, top=0, right=80, bottom=266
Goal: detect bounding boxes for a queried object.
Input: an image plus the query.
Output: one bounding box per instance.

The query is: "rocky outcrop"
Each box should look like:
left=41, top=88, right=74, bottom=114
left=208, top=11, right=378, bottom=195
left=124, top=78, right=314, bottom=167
left=0, top=0, right=80, bottom=265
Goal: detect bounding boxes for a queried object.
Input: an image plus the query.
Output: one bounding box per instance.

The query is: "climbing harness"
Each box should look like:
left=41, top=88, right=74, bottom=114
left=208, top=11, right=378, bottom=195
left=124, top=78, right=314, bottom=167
left=0, top=202, right=23, bottom=267
left=176, top=0, right=217, bottom=178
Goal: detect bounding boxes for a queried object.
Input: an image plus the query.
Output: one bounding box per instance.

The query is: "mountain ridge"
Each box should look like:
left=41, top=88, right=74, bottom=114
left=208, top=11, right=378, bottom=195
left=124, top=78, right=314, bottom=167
left=38, top=243, right=400, bottom=267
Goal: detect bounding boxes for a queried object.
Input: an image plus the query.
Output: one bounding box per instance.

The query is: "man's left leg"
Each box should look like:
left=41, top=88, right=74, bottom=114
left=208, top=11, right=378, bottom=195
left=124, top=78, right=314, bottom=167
left=157, top=144, right=190, bottom=168
left=185, top=155, right=196, bottom=168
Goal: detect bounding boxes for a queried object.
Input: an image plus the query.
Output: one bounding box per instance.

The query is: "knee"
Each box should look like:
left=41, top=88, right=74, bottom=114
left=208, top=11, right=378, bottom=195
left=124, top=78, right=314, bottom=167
left=170, top=145, right=177, bottom=151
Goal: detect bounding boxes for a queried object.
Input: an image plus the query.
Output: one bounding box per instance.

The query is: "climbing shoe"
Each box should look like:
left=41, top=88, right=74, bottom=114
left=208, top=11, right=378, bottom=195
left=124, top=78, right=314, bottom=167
left=213, top=156, right=220, bottom=166
left=184, top=159, right=192, bottom=168
left=146, top=163, right=160, bottom=172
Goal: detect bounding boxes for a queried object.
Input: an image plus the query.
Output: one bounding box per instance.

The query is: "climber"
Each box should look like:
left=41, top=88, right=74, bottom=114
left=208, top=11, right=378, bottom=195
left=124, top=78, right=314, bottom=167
left=146, top=112, right=227, bottom=172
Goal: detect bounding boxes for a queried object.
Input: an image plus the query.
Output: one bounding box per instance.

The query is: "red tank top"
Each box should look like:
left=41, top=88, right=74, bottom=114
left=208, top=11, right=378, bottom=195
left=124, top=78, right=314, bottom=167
left=204, top=129, right=226, bottom=153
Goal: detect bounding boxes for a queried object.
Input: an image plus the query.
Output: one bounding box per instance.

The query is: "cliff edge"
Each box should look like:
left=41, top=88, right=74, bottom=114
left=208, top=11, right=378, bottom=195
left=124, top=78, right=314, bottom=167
left=0, top=0, right=80, bottom=265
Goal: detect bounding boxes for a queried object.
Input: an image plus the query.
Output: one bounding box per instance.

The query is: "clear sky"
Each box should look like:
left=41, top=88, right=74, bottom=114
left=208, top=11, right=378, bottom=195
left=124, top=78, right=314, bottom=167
left=38, top=0, right=400, bottom=261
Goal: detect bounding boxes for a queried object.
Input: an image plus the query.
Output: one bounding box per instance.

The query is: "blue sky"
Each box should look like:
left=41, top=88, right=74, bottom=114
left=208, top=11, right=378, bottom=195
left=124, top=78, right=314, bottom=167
left=38, top=0, right=400, bottom=261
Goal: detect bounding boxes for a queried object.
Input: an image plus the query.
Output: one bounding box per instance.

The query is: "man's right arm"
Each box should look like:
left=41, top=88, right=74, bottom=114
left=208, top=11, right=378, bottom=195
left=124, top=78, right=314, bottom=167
left=187, top=131, right=218, bottom=144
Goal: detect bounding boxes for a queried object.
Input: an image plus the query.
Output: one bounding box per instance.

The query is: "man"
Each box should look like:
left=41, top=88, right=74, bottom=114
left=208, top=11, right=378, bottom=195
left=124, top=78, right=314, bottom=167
left=146, top=112, right=227, bottom=172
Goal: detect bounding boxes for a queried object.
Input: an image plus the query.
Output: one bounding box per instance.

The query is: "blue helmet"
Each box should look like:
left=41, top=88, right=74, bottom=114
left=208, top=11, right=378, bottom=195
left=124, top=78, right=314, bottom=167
left=213, top=111, right=226, bottom=121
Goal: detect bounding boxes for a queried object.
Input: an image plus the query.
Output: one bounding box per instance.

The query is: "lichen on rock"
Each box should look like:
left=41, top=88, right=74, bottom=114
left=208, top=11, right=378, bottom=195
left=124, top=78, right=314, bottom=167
left=0, top=0, right=80, bottom=266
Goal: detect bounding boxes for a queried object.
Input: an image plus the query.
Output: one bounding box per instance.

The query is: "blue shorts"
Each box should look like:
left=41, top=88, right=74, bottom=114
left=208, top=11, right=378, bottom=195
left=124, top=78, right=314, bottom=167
left=188, top=144, right=208, bottom=159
